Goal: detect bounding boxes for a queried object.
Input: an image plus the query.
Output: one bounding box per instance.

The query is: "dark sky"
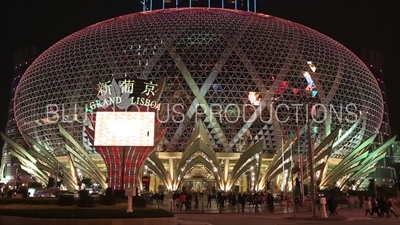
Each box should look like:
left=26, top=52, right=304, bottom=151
left=0, top=0, right=399, bottom=150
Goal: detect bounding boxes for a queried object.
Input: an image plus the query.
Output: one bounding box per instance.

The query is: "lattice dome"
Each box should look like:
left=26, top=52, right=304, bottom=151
left=14, top=8, right=383, bottom=156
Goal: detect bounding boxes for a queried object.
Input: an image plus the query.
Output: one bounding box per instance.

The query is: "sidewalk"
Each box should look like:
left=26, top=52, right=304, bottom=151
left=151, top=201, right=311, bottom=214
left=153, top=201, right=396, bottom=220
left=285, top=212, right=367, bottom=221
left=284, top=208, right=398, bottom=221
left=175, top=208, right=399, bottom=225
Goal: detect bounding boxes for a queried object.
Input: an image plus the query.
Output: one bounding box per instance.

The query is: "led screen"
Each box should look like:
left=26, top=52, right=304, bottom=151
left=94, top=112, right=155, bottom=146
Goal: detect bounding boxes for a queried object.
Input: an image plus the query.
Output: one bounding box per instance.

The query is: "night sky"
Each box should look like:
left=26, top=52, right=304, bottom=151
left=0, top=0, right=399, bottom=152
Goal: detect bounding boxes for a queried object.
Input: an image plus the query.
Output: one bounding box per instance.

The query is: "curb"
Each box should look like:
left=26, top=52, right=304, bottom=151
left=170, top=211, right=291, bottom=215
left=284, top=216, right=373, bottom=221
left=285, top=216, right=347, bottom=221
left=178, top=220, right=212, bottom=225
left=346, top=217, right=373, bottom=221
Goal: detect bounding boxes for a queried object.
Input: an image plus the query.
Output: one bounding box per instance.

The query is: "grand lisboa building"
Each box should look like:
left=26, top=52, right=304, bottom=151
left=2, top=7, right=395, bottom=193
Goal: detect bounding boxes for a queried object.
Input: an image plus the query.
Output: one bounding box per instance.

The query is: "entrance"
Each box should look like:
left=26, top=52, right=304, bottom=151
left=181, top=180, right=215, bottom=193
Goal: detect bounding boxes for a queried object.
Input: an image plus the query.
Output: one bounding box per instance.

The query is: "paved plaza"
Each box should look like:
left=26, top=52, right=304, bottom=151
left=176, top=209, right=399, bottom=225
left=149, top=199, right=399, bottom=225
left=155, top=200, right=308, bottom=214
left=152, top=198, right=364, bottom=214
left=177, top=214, right=398, bottom=225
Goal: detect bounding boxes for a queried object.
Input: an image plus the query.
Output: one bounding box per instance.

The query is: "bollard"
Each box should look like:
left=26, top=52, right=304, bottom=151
left=170, top=202, right=172, bottom=212
left=158, top=201, right=160, bottom=209
left=202, top=202, right=204, bottom=213
left=237, top=203, right=240, bottom=213
left=219, top=206, right=222, bottom=213
left=320, top=197, right=327, bottom=218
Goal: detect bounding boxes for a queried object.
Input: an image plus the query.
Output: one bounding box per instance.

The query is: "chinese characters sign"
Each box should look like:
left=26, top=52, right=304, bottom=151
left=97, top=79, right=158, bottom=97
left=86, top=78, right=161, bottom=112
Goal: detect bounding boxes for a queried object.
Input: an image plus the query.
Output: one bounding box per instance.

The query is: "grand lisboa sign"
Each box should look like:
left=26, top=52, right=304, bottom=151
left=86, top=78, right=161, bottom=112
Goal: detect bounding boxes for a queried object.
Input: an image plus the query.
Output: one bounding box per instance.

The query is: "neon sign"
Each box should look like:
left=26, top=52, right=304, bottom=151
left=86, top=78, right=161, bottom=112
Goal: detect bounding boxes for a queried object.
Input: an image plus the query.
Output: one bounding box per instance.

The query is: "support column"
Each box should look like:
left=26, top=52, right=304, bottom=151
left=137, top=166, right=144, bottom=190
left=241, top=175, right=248, bottom=192
left=150, top=175, right=156, bottom=192
left=169, top=158, right=174, bottom=182
left=224, top=158, right=229, bottom=190
left=272, top=179, right=278, bottom=194
left=68, top=153, right=79, bottom=190
left=325, top=112, right=331, bottom=137
left=155, top=176, right=160, bottom=192
left=255, top=154, right=262, bottom=191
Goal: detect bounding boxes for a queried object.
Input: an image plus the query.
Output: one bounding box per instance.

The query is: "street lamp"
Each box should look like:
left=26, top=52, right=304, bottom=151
left=294, top=89, right=318, bottom=217
left=300, top=61, right=318, bottom=218
left=306, top=100, right=317, bottom=218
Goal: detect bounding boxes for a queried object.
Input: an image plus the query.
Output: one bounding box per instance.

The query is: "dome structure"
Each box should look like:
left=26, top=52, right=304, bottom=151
left=14, top=8, right=383, bottom=157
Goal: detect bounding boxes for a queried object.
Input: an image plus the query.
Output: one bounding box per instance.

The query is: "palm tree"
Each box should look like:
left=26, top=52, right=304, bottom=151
left=345, top=180, right=356, bottom=190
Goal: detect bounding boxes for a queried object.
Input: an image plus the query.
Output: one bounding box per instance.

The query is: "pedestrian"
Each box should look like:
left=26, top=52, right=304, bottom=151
left=364, top=197, right=372, bottom=216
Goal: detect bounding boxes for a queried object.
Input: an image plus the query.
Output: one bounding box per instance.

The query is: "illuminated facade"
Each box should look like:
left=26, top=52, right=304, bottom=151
left=361, top=49, right=391, bottom=143
left=3, top=8, right=388, bottom=190
left=142, top=0, right=252, bottom=12
left=1, top=121, right=395, bottom=191
left=0, top=46, right=39, bottom=183
left=393, top=142, right=400, bottom=179
left=361, top=49, right=396, bottom=184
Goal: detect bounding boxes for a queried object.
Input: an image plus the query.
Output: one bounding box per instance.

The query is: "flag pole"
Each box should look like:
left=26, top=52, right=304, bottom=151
left=291, top=140, right=296, bottom=217
left=298, top=126, right=304, bottom=204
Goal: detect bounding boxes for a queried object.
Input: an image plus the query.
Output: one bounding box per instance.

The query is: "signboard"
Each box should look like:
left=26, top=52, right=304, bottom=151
left=125, top=187, right=136, bottom=197
left=86, top=78, right=161, bottom=112
left=142, top=175, right=150, bottom=191
left=93, top=112, right=155, bottom=146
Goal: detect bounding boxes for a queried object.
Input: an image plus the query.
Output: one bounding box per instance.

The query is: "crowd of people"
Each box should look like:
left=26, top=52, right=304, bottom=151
left=326, top=195, right=398, bottom=218
left=362, top=196, right=398, bottom=218
left=145, top=189, right=398, bottom=218
left=172, top=191, right=278, bottom=212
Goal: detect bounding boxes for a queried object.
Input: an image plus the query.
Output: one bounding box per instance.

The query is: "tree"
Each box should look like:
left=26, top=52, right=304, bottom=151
left=348, top=180, right=356, bottom=186
left=345, top=180, right=356, bottom=190
left=324, top=184, right=341, bottom=191
left=29, top=182, right=43, bottom=188
left=81, top=177, right=93, bottom=188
